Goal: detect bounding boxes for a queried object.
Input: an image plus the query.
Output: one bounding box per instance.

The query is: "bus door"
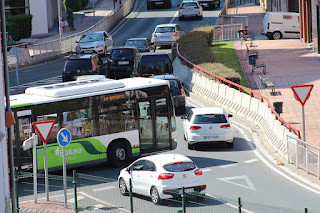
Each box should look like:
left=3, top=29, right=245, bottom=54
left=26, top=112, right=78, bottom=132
left=138, top=97, right=171, bottom=153
left=13, top=109, right=33, bottom=170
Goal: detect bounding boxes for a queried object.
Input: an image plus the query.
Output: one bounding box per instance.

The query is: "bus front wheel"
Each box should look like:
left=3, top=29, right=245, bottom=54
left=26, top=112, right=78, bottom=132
left=108, top=142, right=128, bottom=167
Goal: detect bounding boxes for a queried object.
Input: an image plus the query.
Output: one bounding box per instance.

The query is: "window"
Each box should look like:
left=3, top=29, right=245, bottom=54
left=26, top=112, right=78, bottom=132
left=186, top=110, right=193, bottom=122
left=145, top=160, right=156, bottom=171
left=163, top=161, right=196, bottom=172
left=132, top=160, right=146, bottom=171
left=193, top=114, right=227, bottom=124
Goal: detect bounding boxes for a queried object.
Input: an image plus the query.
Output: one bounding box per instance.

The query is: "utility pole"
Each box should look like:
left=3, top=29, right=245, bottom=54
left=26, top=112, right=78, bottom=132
left=0, top=0, right=17, bottom=212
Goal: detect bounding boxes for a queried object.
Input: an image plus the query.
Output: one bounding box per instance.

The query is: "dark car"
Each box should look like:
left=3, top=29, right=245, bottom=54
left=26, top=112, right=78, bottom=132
left=106, top=46, right=140, bottom=79
left=135, top=53, right=173, bottom=77
left=124, top=38, right=155, bottom=52
left=153, top=75, right=186, bottom=114
left=62, top=54, right=107, bottom=82
left=147, top=0, right=172, bottom=9
left=197, top=0, right=220, bottom=9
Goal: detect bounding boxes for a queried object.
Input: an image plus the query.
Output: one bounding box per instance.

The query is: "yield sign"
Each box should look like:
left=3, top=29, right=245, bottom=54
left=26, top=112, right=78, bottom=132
left=32, top=120, right=55, bottom=143
left=291, top=85, right=314, bottom=106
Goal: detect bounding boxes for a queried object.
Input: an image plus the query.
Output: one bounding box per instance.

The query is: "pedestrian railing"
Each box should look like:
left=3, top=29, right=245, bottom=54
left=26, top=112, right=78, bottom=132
left=212, top=24, right=244, bottom=42
left=16, top=170, right=315, bottom=212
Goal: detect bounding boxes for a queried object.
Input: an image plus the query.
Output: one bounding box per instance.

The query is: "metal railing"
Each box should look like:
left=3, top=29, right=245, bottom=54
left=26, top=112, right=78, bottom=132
left=212, top=24, right=244, bottom=42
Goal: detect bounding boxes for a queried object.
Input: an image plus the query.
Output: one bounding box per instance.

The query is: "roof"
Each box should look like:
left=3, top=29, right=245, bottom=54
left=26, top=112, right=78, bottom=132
left=153, top=75, right=178, bottom=80
left=68, top=54, right=97, bottom=59
left=191, top=107, right=225, bottom=115
left=141, top=154, right=192, bottom=164
left=83, top=31, right=106, bottom=35
left=265, top=12, right=299, bottom=16
left=113, top=46, right=138, bottom=50
left=155, top=23, right=178, bottom=28
left=140, top=52, right=169, bottom=56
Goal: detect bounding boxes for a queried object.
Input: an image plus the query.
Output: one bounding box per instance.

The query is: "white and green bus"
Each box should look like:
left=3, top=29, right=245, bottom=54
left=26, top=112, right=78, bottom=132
left=10, top=77, right=176, bottom=171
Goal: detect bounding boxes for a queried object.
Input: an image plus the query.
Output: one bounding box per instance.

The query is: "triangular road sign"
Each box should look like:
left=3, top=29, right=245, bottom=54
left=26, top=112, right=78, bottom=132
left=32, top=120, right=55, bottom=143
left=217, top=175, right=256, bottom=191
left=291, top=85, right=314, bottom=106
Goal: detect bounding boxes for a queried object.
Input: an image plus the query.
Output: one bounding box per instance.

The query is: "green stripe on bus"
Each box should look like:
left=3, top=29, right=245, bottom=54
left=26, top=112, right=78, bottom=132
left=11, top=103, right=33, bottom=108
left=36, top=138, right=106, bottom=170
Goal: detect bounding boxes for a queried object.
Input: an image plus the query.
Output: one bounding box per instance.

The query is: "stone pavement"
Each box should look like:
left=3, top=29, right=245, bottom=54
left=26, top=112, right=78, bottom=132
left=229, top=4, right=320, bottom=148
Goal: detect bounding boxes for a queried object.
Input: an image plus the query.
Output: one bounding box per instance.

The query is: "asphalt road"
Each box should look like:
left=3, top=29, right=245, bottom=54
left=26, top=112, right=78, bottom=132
left=14, top=0, right=320, bottom=212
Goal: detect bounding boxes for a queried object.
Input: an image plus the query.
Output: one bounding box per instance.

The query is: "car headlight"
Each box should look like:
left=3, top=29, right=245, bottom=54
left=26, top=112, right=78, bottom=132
left=96, top=43, right=104, bottom=48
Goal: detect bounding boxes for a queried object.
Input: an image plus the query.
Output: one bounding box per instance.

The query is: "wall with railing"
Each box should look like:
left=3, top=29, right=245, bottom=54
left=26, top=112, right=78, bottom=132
left=10, top=0, right=135, bottom=67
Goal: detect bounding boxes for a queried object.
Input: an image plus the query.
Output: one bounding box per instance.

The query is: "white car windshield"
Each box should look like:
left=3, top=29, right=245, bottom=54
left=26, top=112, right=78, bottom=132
left=80, top=34, right=103, bottom=43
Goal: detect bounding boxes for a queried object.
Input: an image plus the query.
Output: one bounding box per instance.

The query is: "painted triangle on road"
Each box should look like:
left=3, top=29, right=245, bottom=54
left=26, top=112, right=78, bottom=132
left=217, top=175, right=256, bottom=191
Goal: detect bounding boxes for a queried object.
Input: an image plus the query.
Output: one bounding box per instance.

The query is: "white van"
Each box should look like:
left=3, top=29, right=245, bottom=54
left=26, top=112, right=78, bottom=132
left=261, top=12, right=300, bottom=40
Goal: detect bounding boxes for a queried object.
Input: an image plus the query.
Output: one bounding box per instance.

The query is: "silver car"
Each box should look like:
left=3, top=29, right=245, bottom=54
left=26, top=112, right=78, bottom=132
left=151, top=24, right=185, bottom=48
left=75, top=31, right=113, bottom=56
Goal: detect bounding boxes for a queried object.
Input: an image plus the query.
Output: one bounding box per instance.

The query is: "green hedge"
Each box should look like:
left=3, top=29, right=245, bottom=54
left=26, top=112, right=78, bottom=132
left=6, top=14, right=32, bottom=41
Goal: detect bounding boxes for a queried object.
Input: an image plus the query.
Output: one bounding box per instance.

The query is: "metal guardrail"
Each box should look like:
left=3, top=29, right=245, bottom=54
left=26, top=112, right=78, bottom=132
left=212, top=24, right=244, bottom=42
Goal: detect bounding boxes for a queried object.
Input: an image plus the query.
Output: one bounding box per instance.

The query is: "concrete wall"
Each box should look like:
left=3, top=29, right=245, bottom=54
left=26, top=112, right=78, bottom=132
left=30, top=0, right=49, bottom=35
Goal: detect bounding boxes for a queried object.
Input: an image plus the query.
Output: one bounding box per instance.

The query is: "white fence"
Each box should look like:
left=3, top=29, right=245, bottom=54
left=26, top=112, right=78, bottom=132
left=212, top=24, right=244, bottom=42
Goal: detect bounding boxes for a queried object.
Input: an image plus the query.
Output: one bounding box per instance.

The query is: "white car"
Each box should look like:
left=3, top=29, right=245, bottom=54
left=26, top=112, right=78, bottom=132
left=178, top=1, right=203, bottom=20
left=151, top=24, right=185, bottom=48
left=118, top=153, right=206, bottom=204
left=75, top=31, right=113, bottom=56
left=182, top=107, right=234, bottom=149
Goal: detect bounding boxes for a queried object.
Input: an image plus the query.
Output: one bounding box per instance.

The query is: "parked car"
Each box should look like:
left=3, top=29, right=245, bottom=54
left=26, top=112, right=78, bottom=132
left=153, top=75, right=186, bottom=114
left=62, top=54, right=107, bottom=82
left=118, top=153, right=206, bottom=204
left=75, top=31, right=113, bottom=55
left=147, top=0, right=172, bottom=9
left=182, top=107, right=234, bottom=149
left=106, top=46, right=140, bottom=79
left=124, top=38, right=156, bottom=52
left=151, top=24, right=185, bottom=48
left=261, top=12, right=300, bottom=40
left=178, top=0, right=203, bottom=20
left=135, top=52, right=173, bottom=77
left=197, top=0, right=220, bottom=9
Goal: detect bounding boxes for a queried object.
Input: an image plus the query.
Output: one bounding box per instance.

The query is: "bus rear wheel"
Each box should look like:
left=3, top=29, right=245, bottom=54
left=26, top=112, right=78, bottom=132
left=108, top=142, right=129, bottom=167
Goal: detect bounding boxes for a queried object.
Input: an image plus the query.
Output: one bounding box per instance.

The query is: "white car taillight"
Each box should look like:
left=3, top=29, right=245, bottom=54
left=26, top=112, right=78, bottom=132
left=158, top=173, right=174, bottom=180
left=190, top=125, right=201, bottom=130
left=194, top=169, right=203, bottom=175
left=220, top=124, right=231, bottom=128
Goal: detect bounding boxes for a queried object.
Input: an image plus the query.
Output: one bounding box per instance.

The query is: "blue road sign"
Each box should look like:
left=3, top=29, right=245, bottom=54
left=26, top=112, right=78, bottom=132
left=57, top=128, right=72, bottom=147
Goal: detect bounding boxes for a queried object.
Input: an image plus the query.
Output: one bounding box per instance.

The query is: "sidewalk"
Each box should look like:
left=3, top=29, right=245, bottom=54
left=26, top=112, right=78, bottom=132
left=229, top=4, right=320, bottom=148
left=21, top=0, right=115, bottom=45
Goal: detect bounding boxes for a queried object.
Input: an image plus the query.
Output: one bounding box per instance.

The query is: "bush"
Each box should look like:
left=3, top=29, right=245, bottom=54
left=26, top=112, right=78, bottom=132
left=6, top=14, right=32, bottom=41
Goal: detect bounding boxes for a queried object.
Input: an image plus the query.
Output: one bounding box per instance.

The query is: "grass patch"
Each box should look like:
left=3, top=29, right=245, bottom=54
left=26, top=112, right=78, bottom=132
left=210, top=41, right=250, bottom=88
left=178, top=26, right=251, bottom=90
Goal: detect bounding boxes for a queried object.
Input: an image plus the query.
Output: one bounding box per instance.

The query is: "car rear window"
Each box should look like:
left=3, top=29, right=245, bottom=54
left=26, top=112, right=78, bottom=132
left=193, top=114, right=227, bottom=124
left=163, top=161, right=196, bottom=172
left=139, top=55, right=172, bottom=76
left=155, top=27, right=175, bottom=33
left=111, top=49, right=134, bottom=58
left=65, top=59, right=92, bottom=71
left=182, top=2, right=198, bottom=7
left=125, top=40, right=146, bottom=48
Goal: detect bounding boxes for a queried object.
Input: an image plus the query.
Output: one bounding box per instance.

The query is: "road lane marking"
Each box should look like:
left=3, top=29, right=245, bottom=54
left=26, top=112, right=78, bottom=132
left=244, top=158, right=259, bottom=164
left=220, top=164, right=237, bottom=169
left=201, top=168, right=212, bottom=173
left=68, top=195, right=84, bottom=203
left=217, top=175, right=256, bottom=191
left=92, top=186, right=116, bottom=192
left=233, top=122, right=320, bottom=195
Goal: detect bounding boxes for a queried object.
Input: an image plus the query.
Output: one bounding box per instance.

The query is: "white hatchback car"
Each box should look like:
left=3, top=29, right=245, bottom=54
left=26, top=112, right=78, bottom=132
left=151, top=24, right=185, bottom=48
left=118, top=153, right=206, bottom=204
left=178, top=0, right=203, bottom=20
left=183, top=107, right=234, bottom=149
left=75, top=31, right=114, bottom=56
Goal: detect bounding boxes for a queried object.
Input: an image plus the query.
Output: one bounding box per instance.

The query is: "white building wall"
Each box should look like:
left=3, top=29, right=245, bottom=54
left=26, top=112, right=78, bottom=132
left=30, top=0, right=49, bottom=35
left=0, top=38, right=10, bottom=213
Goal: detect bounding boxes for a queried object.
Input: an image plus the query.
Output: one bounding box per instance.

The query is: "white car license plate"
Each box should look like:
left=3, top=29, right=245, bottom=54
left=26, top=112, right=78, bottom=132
left=155, top=2, right=163, bottom=4
left=202, top=3, right=208, bottom=6
left=204, top=136, right=219, bottom=140
left=118, top=61, right=129, bottom=65
left=178, top=188, right=194, bottom=194
left=160, top=36, right=171, bottom=39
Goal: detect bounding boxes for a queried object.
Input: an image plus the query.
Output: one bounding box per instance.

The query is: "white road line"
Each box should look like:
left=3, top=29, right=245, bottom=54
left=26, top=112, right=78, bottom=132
left=169, top=11, right=179, bottom=24
left=92, top=186, right=116, bottom=192
left=206, top=193, right=254, bottom=213
left=201, top=168, right=212, bottom=173
left=68, top=195, right=84, bottom=203
left=233, top=123, right=320, bottom=195
left=217, top=175, right=256, bottom=191
left=244, top=159, right=259, bottom=164
left=219, top=164, right=237, bottom=169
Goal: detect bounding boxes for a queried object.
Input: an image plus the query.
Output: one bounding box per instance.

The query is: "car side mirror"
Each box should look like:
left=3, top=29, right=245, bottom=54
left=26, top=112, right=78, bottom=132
left=228, top=114, right=233, bottom=117
left=181, top=82, right=185, bottom=87
left=126, top=167, right=131, bottom=174
left=76, top=41, right=79, bottom=43
left=181, top=115, right=186, bottom=119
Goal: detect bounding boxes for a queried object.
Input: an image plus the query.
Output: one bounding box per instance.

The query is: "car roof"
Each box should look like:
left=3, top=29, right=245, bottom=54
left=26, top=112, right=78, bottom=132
left=181, top=0, right=199, bottom=3
left=155, top=23, right=178, bottom=28
left=191, top=107, right=226, bottom=115
left=68, top=54, right=97, bottom=59
left=83, top=31, right=106, bottom=35
left=140, top=154, right=193, bottom=165
left=127, top=38, right=148, bottom=41
left=140, top=52, right=169, bottom=56
left=113, top=46, right=137, bottom=50
left=153, top=75, right=178, bottom=80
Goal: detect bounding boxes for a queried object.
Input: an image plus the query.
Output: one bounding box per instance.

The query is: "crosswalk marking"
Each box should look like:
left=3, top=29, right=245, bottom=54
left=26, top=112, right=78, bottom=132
left=244, top=158, right=258, bottom=164
left=220, top=164, right=237, bottom=169
left=92, top=186, right=116, bottom=192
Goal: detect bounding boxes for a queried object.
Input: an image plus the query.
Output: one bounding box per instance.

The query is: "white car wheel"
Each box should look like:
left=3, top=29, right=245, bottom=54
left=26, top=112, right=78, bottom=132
left=119, top=178, right=129, bottom=196
left=151, top=187, right=161, bottom=204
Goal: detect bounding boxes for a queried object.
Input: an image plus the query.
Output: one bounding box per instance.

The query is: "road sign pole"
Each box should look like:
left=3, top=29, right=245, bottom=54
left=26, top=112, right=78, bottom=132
left=44, top=143, right=49, bottom=201
left=302, top=105, right=306, bottom=142
left=33, top=134, right=38, bottom=203
left=63, top=146, right=67, bottom=208
left=15, top=61, right=19, bottom=90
